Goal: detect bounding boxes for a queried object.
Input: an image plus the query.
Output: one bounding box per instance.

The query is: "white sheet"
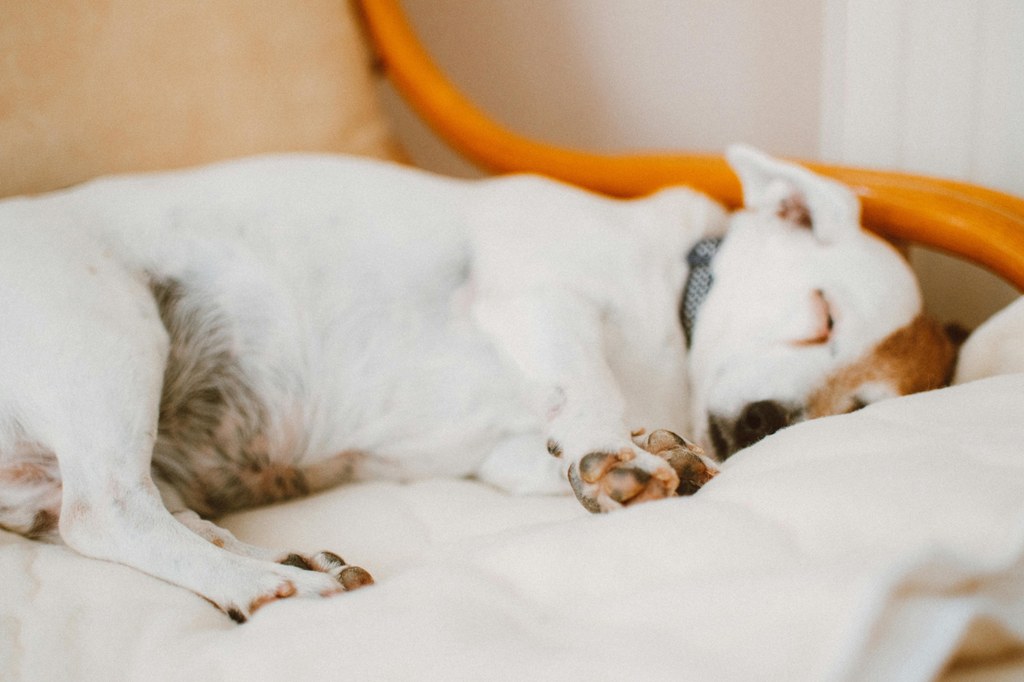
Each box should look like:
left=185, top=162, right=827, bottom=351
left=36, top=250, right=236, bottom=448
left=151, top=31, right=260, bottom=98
left=3, top=364, right=1024, bottom=682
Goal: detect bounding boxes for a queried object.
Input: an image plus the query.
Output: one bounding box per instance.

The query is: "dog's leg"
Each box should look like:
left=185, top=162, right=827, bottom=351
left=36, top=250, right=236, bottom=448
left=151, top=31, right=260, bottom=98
left=52, top=343, right=359, bottom=620
left=159, top=483, right=371, bottom=592
left=1, top=259, right=365, bottom=622
left=474, top=290, right=714, bottom=511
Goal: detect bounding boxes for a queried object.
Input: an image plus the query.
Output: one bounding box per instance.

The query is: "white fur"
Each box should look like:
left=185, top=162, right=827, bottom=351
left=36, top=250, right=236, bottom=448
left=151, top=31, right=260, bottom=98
left=0, top=148, right=924, bottom=618
left=689, top=147, right=922, bottom=444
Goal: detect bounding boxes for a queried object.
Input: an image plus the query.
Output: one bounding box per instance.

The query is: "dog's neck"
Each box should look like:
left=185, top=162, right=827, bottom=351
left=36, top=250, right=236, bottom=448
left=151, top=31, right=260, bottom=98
left=679, top=236, right=724, bottom=348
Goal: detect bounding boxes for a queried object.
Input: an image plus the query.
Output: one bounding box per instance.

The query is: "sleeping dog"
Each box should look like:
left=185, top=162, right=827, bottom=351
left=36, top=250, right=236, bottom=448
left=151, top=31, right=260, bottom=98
left=0, top=146, right=955, bottom=621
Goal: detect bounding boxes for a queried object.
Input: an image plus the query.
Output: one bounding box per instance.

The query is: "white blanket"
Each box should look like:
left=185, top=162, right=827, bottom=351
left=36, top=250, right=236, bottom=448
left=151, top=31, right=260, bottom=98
left=3, top=304, right=1024, bottom=682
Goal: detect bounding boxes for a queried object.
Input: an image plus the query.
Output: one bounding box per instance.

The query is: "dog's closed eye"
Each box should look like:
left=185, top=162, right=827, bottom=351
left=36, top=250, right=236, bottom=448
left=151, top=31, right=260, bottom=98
left=793, top=289, right=833, bottom=346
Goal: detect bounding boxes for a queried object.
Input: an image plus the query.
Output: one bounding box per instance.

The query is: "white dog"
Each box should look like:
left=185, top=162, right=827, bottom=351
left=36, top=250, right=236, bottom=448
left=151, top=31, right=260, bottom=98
left=0, top=146, right=954, bottom=621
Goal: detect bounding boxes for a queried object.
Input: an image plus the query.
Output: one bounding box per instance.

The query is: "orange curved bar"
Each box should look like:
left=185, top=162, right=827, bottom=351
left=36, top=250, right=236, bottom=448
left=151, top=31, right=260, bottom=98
left=357, top=0, right=1024, bottom=291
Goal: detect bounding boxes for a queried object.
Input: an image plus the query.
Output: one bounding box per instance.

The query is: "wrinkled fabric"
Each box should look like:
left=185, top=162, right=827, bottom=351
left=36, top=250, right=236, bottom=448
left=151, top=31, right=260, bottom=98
left=2, top=374, right=1024, bottom=682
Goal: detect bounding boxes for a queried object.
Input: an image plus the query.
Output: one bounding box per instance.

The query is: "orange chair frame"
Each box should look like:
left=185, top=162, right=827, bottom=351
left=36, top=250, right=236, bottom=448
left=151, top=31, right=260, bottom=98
left=357, top=0, right=1024, bottom=292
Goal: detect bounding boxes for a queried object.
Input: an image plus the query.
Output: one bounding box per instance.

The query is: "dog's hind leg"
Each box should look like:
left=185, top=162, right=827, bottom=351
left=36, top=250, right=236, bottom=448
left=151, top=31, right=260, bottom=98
left=0, top=251, right=361, bottom=621
left=158, top=482, right=371, bottom=592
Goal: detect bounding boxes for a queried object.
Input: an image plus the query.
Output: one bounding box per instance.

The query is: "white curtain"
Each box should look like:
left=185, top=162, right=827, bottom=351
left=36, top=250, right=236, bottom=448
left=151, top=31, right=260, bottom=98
left=820, top=0, right=1024, bottom=326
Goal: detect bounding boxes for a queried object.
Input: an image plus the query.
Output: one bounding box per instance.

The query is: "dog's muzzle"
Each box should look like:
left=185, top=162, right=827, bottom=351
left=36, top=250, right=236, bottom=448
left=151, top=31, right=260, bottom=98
left=708, top=400, right=801, bottom=460
left=680, top=237, right=723, bottom=347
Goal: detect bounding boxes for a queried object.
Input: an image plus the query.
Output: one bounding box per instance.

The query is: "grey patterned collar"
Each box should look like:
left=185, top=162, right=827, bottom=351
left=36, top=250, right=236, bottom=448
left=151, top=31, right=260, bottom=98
left=680, top=236, right=723, bottom=348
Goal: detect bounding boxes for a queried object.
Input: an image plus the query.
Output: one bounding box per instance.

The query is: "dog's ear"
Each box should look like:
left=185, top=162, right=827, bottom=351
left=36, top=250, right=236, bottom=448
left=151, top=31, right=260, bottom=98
left=725, top=144, right=861, bottom=244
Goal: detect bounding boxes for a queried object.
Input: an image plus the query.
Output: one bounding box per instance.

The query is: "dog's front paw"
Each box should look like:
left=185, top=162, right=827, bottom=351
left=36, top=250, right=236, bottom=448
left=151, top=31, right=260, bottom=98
left=278, top=551, right=374, bottom=592
left=566, top=431, right=719, bottom=513
left=567, top=446, right=680, bottom=513
left=643, top=429, right=719, bottom=496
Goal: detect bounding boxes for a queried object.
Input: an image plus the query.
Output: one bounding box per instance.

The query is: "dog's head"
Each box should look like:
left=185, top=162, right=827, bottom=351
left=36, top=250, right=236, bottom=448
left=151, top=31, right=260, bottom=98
left=687, top=146, right=956, bottom=460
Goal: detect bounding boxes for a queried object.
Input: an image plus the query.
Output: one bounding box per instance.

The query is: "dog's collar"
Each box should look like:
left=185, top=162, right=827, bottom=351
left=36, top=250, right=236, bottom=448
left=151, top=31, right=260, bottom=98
left=680, top=236, right=724, bottom=348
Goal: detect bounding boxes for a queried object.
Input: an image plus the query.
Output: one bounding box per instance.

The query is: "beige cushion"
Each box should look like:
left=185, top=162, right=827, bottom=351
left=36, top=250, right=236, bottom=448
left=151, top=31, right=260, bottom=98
left=0, top=0, right=403, bottom=198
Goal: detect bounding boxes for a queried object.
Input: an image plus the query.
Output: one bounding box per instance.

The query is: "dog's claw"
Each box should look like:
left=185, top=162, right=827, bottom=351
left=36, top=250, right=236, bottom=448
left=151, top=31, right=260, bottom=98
left=568, top=461, right=603, bottom=513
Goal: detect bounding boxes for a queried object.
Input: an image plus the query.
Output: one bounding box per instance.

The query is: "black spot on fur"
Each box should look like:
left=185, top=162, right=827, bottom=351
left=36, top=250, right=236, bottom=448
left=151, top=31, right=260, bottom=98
left=148, top=275, right=301, bottom=517
left=546, top=439, right=562, bottom=458
left=27, top=509, right=58, bottom=539
left=227, top=607, right=247, bottom=624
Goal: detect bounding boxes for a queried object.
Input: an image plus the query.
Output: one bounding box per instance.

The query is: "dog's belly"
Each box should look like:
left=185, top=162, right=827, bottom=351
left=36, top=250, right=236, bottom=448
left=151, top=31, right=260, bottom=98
left=153, top=313, right=537, bottom=517
left=144, top=225, right=538, bottom=517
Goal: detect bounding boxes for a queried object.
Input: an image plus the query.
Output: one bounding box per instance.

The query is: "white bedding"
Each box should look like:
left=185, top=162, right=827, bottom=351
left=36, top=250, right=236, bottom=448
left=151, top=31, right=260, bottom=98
left=3, top=302, right=1023, bottom=682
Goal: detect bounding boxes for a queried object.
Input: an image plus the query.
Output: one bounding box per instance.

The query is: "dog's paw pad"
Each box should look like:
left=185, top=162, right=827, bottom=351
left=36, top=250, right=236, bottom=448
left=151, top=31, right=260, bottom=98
left=642, top=429, right=719, bottom=496
left=569, top=447, right=679, bottom=513
left=339, top=565, right=374, bottom=591
left=280, top=553, right=314, bottom=570
left=278, top=550, right=373, bottom=590
left=578, top=451, right=621, bottom=483
left=644, top=429, right=698, bottom=455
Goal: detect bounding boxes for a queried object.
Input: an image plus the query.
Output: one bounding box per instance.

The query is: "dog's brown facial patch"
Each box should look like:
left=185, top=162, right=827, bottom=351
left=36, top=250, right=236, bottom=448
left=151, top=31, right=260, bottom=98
left=807, top=314, right=956, bottom=418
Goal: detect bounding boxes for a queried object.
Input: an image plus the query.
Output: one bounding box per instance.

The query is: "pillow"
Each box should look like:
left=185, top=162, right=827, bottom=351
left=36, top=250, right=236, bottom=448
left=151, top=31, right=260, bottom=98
left=0, top=0, right=404, bottom=198
left=954, top=296, right=1024, bottom=384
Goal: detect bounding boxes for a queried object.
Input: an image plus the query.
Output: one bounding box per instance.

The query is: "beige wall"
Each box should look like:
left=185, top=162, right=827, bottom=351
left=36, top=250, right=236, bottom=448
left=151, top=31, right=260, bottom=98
left=381, top=0, right=825, bottom=177
left=2, top=0, right=1016, bottom=325
left=820, top=0, right=1022, bottom=327
left=381, top=0, right=1020, bottom=327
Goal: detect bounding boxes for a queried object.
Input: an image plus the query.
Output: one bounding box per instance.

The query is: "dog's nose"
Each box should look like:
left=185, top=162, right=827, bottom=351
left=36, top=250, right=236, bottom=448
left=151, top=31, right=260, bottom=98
left=734, top=400, right=791, bottom=450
